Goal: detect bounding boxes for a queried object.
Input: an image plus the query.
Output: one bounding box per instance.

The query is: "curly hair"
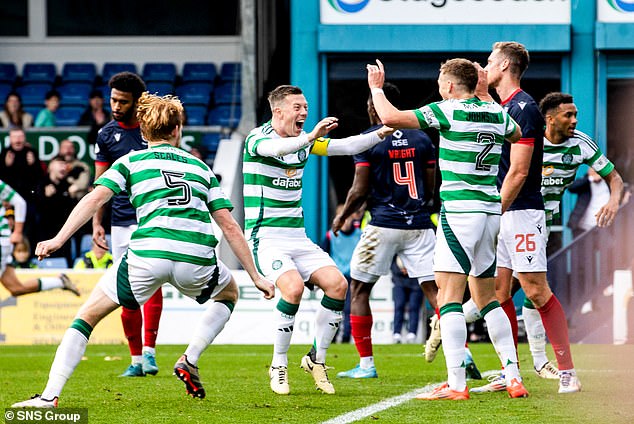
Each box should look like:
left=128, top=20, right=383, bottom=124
left=539, top=92, right=574, bottom=116
left=109, top=72, right=147, bottom=100
left=135, top=92, right=184, bottom=141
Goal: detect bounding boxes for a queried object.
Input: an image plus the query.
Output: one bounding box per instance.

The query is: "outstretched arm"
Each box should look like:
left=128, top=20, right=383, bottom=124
left=254, top=118, right=339, bottom=157
left=36, top=185, right=114, bottom=259
left=596, top=169, right=624, bottom=228
left=211, top=208, right=275, bottom=299
left=313, top=126, right=395, bottom=157
left=367, top=59, right=420, bottom=129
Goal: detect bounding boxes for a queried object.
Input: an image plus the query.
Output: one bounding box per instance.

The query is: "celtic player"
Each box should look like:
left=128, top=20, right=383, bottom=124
left=367, top=58, right=527, bottom=400
left=244, top=85, right=393, bottom=395
left=12, top=93, right=275, bottom=408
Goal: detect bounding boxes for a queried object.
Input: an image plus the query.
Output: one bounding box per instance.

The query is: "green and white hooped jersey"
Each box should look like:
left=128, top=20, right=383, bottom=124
left=95, top=144, right=232, bottom=266
left=413, top=98, right=518, bottom=214
left=0, top=179, right=19, bottom=238
left=541, top=130, right=614, bottom=226
left=243, top=121, right=312, bottom=240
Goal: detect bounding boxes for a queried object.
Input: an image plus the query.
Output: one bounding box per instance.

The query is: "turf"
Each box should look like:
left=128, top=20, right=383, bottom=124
left=2, top=343, right=633, bottom=423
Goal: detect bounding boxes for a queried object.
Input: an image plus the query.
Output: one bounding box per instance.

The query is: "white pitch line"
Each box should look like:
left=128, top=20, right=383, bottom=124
left=322, top=370, right=499, bottom=424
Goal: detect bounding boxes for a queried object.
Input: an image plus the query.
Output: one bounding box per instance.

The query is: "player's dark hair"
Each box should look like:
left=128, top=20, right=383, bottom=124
left=539, top=92, right=574, bottom=116
left=268, top=85, right=303, bottom=110
left=109, top=72, right=147, bottom=100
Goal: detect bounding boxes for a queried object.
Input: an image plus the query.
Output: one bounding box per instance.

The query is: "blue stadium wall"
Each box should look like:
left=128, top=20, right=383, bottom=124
left=290, top=0, right=634, bottom=242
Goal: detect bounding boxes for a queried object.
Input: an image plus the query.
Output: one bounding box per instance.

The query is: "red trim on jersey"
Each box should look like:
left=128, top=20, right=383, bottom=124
left=117, top=121, right=140, bottom=130
left=517, top=138, right=535, bottom=146
left=355, top=162, right=370, bottom=167
left=95, top=161, right=111, bottom=167
left=500, top=88, right=522, bottom=106
left=427, top=159, right=437, bottom=165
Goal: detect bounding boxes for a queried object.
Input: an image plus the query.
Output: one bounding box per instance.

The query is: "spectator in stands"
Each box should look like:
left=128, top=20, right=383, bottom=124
left=73, top=240, right=113, bottom=270
left=35, top=155, right=77, bottom=267
left=79, top=89, right=111, bottom=144
left=34, top=90, right=61, bottom=127
left=59, top=139, right=91, bottom=200
left=391, top=255, right=423, bottom=344
left=0, top=92, right=33, bottom=128
left=567, top=168, right=612, bottom=239
left=12, top=238, right=37, bottom=269
left=0, top=127, right=44, bottom=248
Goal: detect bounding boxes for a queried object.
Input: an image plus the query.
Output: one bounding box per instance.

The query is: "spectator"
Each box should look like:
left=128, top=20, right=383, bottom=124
left=391, top=255, right=423, bottom=344
left=0, top=127, right=44, bottom=248
left=35, top=155, right=77, bottom=267
left=59, top=139, right=91, bottom=200
left=0, top=92, right=33, bottom=128
left=12, top=238, right=37, bottom=269
left=34, top=90, right=61, bottom=127
left=73, top=240, right=113, bottom=270
left=320, top=205, right=362, bottom=343
left=79, top=89, right=111, bottom=144
left=567, top=168, right=612, bottom=239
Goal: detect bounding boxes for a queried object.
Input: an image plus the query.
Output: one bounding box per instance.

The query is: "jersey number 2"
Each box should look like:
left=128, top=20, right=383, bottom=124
left=162, top=170, right=191, bottom=206
left=393, top=161, right=418, bottom=199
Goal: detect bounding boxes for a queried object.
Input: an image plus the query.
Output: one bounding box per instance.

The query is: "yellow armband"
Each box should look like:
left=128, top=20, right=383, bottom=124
left=310, top=137, right=330, bottom=156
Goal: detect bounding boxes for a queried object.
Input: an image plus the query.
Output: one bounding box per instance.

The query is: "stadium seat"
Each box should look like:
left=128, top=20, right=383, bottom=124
left=23, top=106, right=40, bottom=118
left=146, top=82, right=174, bottom=96
left=207, top=105, right=241, bottom=128
left=55, top=106, right=84, bottom=126
left=182, top=63, right=217, bottom=83
left=0, top=84, right=12, bottom=103
left=176, top=82, right=213, bottom=106
left=201, top=132, right=222, bottom=153
left=32, top=257, right=68, bottom=269
left=102, top=63, right=137, bottom=83
left=219, top=62, right=241, bottom=83
left=78, top=233, right=111, bottom=255
left=184, top=106, right=208, bottom=126
left=22, top=63, right=57, bottom=84
left=17, top=83, right=52, bottom=106
left=62, top=63, right=97, bottom=84
left=214, top=82, right=241, bottom=105
left=0, top=63, right=17, bottom=84
left=58, top=83, right=92, bottom=106
left=142, top=63, right=177, bottom=83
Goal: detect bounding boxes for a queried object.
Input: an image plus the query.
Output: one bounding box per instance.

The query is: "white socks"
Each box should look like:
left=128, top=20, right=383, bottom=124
left=523, top=305, right=548, bottom=370
left=313, top=303, right=343, bottom=363
left=184, top=301, right=232, bottom=365
left=42, top=328, right=88, bottom=399
left=440, top=311, right=467, bottom=391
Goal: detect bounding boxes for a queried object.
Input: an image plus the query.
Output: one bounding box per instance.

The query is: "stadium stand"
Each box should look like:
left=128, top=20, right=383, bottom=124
left=184, top=105, right=208, bottom=126
left=219, top=62, right=241, bottom=83
left=22, top=63, right=57, bottom=84
left=57, top=83, right=92, bottom=106
left=182, top=62, right=217, bottom=83
left=0, top=63, right=17, bottom=84
left=214, top=82, right=241, bottom=105
left=0, top=84, right=12, bottom=103
left=177, top=82, right=214, bottom=106
left=142, top=63, right=177, bottom=83
left=146, top=82, right=175, bottom=96
left=101, top=63, right=137, bottom=83
left=201, top=132, right=222, bottom=154
left=55, top=106, right=84, bottom=126
left=207, top=105, right=241, bottom=128
left=61, top=63, right=97, bottom=84
left=32, top=257, right=68, bottom=269
left=17, top=84, right=52, bottom=106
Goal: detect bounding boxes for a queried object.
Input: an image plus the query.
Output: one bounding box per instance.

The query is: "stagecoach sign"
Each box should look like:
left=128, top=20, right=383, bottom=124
left=321, top=0, right=571, bottom=25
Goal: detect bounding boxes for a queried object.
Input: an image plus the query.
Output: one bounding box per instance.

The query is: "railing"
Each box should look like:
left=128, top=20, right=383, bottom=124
left=548, top=200, right=634, bottom=320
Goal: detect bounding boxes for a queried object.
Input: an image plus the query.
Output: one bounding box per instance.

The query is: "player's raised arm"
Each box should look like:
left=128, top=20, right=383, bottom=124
left=367, top=60, right=419, bottom=129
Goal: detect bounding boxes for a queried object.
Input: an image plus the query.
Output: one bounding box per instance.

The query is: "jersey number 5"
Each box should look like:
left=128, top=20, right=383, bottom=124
left=162, top=170, right=192, bottom=206
left=393, top=161, right=418, bottom=199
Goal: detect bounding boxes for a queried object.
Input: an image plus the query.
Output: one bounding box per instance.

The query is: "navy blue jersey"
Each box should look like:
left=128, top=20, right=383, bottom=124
left=353, top=125, right=436, bottom=229
left=498, top=89, right=545, bottom=211
left=95, top=120, right=147, bottom=226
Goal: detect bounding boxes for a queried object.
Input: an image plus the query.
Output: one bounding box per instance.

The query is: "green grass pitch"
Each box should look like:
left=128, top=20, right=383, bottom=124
left=2, top=343, right=634, bottom=423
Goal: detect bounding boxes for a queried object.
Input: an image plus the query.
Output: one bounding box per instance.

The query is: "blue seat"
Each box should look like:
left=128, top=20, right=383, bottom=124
left=17, top=83, right=52, bottom=106
left=0, top=84, right=12, bottom=103
left=214, top=82, right=241, bottom=105
left=142, top=63, right=176, bottom=83
left=22, top=63, right=57, bottom=84
left=201, top=133, right=222, bottom=153
left=0, top=63, right=17, bottom=84
left=32, top=257, right=68, bottom=269
left=207, top=105, right=241, bottom=128
left=55, top=106, right=84, bottom=126
left=184, top=106, right=208, bottom=126
left=146, top=81, right=174, bottom=96
left=182, top=63, right=217, bottom=83
left=58, top=83, right=92, bottom=106
left=78, top=233, right=111, bottom=255
left=62, top=63, right=97, bottom=84
left=102, top=63, right=137, bottom=83
left=23, top=106, right=40, bottom=118
left=176, top=82, right=213, bottom=106
left=219, top=62, right=241, bottom=83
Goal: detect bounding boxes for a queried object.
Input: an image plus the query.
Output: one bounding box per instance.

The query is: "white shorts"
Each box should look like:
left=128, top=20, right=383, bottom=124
left=434, top=211, right=499, bottom=278
left=98, top=250, right=232, bottom=309
left=350, top=225, right=435, bottom=284
left=497, top=209, right=548, bottom=272
left=111, top=224, right=137, bottom=262
left=250, top=236, right=336, bottom=284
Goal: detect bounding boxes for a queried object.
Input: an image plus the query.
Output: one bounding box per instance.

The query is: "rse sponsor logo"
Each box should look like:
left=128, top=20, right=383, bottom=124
left=542, top=176, right=564, bottom=186
left=272, top=177, right=301, bottom=188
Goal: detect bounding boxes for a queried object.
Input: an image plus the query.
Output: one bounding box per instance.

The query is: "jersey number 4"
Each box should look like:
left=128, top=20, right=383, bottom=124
left=393, top=161, right=418, bottom=199
left=162, top=170, right=192, bottom=206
